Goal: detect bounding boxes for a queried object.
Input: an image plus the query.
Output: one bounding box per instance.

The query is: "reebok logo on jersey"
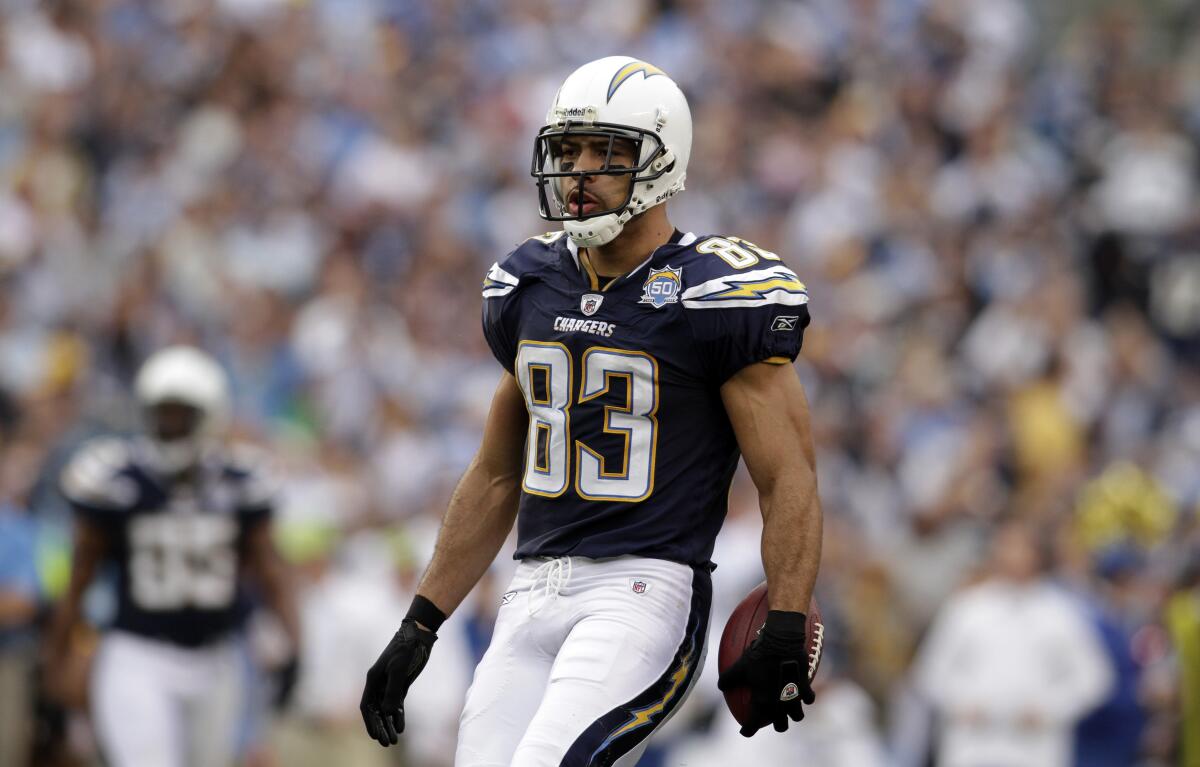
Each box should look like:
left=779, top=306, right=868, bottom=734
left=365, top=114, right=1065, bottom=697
left=501, top=591, right=516, bottom=605
left=771, top=315, right=800, bottom=331
left=553, top=316, right=616, bottom=337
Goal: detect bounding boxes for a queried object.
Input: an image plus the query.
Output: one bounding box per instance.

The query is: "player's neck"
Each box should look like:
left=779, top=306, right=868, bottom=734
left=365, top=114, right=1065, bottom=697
left=582, top=207, right=674, bottom=278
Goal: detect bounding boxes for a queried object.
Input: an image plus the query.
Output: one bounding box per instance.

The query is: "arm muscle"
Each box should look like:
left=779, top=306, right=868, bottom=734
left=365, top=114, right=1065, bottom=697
left=720, top=362, right=822, bottom=611
left=245, top=521, right=301, bottom=649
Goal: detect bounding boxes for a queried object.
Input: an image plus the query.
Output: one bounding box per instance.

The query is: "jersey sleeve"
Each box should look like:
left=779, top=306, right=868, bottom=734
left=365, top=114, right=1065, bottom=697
left=59, top=437, right=139, bottom=523
left=481, top=260, right=521, bottom=373
left=225, top=444, right=278, bottom=525
left=681, top=260, right=811, bottom=384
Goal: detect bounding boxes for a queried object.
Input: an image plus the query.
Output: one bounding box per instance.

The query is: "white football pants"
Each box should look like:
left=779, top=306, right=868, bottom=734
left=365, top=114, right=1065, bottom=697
left=456, top=556, right=711, bottom=767
left=91, top=631, right=246, bottom=767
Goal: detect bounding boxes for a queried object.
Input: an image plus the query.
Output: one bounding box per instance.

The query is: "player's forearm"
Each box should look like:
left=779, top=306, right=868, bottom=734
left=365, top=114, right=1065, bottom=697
left=45, top=597, right=79, bottom=662
left=252, top=535, right=302, bottom=650
left=268, top=585, right=302, bottom=652
left=721, top=363, right=823, bottom=614
left=415, top=458, right=521, bottom=617
left=45, top=525, right=104, bottom=660
left=758, top=466, right=822, bottom=613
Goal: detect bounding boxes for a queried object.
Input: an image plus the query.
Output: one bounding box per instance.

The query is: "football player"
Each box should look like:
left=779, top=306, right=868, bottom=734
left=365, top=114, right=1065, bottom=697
left=361, top=56, right=823, bottom=765
left=44, top=346, right=300, bottom=767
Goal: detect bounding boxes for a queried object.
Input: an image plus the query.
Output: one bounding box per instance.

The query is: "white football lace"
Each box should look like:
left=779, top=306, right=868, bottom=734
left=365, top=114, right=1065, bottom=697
left=528, top=557, right=572, bottom=616
left=808, top=621, right=825, bottom=681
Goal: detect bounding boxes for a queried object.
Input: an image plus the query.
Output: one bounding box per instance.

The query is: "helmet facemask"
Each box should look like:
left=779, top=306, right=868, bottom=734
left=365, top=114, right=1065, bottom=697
left=142, top=400, right=208, bottom=475
left=532, top=121, right=668, bottom=223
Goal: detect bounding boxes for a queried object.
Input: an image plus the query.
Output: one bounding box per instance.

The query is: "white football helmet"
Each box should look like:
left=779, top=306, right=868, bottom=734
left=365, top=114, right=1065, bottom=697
left=134, top=345, right=231, bottom=474
left=532, top=56, right=692, bottom=247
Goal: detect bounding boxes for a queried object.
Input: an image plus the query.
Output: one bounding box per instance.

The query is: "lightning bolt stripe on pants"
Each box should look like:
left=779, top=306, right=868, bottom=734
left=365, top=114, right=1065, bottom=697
left=559, top=566, right=712, bottom=767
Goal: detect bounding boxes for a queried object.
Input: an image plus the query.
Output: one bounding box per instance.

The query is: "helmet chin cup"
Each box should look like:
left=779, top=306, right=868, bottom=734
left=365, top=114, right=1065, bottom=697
left=563, top=210, right=630, bottom=247
left=560, top=167, right=688, bottom=248
left=149, top=439, right=202, bottom=475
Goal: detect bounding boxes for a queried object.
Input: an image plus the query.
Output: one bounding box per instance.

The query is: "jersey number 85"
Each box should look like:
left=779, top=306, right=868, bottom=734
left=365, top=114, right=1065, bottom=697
left=129, top=512, right=238, bottom=611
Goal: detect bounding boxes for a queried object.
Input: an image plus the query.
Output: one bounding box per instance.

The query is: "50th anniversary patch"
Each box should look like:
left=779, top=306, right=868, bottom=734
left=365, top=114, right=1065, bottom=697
left=640, top=266, right=682, bottom=308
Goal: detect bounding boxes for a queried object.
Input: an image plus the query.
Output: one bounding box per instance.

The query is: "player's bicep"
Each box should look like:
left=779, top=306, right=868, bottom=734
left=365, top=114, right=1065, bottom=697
left=475, top=372, right=529, bottom=481
left=720, top=361, right=816, bottom=494
left=683, top=298, right=810, bottom=385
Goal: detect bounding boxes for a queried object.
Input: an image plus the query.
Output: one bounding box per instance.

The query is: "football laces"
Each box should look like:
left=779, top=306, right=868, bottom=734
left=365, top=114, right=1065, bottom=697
left=808, top=620, right=825, bottom=681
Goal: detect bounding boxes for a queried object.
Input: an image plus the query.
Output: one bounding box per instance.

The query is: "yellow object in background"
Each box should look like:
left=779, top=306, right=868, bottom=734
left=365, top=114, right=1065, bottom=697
left=1009, top=381, right=1085, bottom=483
left=1166, top=588, right=1200, bottom=767
left=1073, top=462, right=1177, bottom=552
left=35, top=523, right=71, bottom=602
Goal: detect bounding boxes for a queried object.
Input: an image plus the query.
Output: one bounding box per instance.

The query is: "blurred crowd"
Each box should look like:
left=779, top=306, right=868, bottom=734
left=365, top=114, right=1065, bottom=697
left=1, top=0, right=1199, bottom=765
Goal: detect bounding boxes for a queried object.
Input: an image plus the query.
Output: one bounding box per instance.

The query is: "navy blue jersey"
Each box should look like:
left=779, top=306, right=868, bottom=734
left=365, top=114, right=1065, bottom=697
left=60, top=437, right=274, bottom=647
left=482, top=230, right=810, bottom=566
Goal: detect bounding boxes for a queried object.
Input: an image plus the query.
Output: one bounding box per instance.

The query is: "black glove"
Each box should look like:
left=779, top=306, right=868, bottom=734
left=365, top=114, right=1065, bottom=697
left=717, top=610, right=816, bottom=737
left=360, top=596, right=444, bottom=746
left=271, top=655, right=300, bottom=711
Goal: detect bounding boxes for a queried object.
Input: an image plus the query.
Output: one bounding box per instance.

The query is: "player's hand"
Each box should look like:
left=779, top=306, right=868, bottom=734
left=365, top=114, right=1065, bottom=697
left=717, top=610, right=815, bottom=737
left=360, top=618, right=437, bottom=746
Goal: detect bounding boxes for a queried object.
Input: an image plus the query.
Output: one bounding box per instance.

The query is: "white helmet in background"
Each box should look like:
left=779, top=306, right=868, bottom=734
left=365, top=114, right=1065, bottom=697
left=134, top=345, right=231, bottom=474
left=532, top=56, right=692, bottom=248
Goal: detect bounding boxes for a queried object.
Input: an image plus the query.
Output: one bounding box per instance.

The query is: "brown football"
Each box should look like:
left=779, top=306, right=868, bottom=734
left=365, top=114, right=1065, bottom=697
left=717, top=582, right=824, bottom=726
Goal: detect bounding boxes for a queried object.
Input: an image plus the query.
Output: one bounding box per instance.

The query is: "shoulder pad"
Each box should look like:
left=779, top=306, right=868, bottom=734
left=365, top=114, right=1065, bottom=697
left=482, top=231, right=567, bottom=299
left=223, top=442, right=278, bottom=510
left=679, top=235, right=809, bottom=310
left=223, top=442, right=270, bottom=476
left=60, top=437, right=139, bottom=509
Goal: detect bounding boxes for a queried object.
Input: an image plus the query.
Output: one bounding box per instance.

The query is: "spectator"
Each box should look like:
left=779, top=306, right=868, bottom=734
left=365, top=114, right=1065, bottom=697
left=0, top=440, right=45, bottom=767
left=270, top=523, right=395, bottom=767
left=913, top=520, right=1113, bottom=767
left=1165, top=551, right=1200, bottom=767
left=1072, top=545, right=1149, bottom=767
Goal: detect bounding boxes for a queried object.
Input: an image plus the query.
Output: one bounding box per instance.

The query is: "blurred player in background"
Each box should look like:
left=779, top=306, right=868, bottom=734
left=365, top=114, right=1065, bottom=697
left=43, top=346, right=300, bottom=767
left=360, top=56, right=823, bottom=765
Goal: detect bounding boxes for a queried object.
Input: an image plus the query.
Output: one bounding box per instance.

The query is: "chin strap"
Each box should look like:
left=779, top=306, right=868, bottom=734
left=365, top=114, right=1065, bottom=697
left=563, top=210, right=630, bottom=247
left=148, top=444, right=199, bottom=475
left=147, top=439, right=204, bottom=475
left=562, top=161, right=686, bottom=248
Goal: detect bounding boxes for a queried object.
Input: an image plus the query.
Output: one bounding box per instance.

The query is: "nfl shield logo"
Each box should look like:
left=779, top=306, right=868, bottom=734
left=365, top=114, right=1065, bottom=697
left=631, top=580, right=647, bottom=594
left=581, top=293, right=603, bottom=316
left=639, top=266, right=682, bottom=308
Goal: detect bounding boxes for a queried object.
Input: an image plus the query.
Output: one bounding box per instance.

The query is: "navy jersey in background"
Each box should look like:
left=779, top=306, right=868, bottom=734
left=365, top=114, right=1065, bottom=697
left=482, top=229, right=810, bottom=567
left=60, top=438, right=274, bottom=647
